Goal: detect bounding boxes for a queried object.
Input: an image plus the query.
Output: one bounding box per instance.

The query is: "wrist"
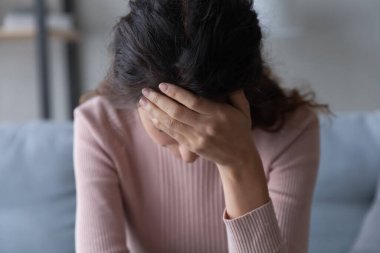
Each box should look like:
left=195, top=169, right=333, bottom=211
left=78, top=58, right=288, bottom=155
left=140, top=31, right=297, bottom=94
left=216, top=145, right=263, bottom=180
left=217, top=154, right=270, bottom=219
left=218, top=158, right=268, bottom=194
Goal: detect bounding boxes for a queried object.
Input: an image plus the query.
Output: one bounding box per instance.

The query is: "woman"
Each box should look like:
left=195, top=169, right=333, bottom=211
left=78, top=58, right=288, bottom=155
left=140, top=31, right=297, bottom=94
left=74, top=0, right=329, bottom=252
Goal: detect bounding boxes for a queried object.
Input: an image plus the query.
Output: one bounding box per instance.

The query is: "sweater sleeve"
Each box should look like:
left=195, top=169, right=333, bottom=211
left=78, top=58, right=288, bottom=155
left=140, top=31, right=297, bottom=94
left=73, top=108, right=130, bottom=253
left=222, top=110, right=320, bottom=253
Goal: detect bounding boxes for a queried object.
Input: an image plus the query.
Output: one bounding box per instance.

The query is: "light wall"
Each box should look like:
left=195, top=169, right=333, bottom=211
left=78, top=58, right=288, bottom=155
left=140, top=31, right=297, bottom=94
left=0, top=0, right=379, bottom=121
left=256, top=0, right=380, bottom=112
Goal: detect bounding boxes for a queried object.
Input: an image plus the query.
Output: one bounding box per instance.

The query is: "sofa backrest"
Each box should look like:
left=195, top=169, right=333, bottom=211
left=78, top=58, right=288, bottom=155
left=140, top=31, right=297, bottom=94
left=0, top=121, right=75, bottom=253
left=0, top=111, right=379, bottom=253
left=309, top=110, right=380, bottom=253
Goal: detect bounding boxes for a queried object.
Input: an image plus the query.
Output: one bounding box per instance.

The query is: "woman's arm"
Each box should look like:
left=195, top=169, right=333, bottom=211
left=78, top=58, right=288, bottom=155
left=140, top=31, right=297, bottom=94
left=220, top=110, right=320, bottom=253
left=217, top=145, right=270, bottom=219
left=74, top=108, right=129, bottom=253
left=137, top=83, right=319, bottom=252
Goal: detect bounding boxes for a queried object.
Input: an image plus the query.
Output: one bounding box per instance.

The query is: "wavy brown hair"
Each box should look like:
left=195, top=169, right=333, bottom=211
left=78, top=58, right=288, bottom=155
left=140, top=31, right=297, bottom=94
left=80, top=0, right=330, bottom=132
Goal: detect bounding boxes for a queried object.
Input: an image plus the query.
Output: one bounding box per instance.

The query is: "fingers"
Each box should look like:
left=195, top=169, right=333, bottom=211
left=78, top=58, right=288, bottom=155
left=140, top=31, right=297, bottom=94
left=158, top=83, right=218, bottom=115
left=228, top=89, right=251, bottom=121
left=139, top=96, right=193, bottom=142
left=151, top=117, right=188, bottom=145
left=141, top=86, right=200, bottom=126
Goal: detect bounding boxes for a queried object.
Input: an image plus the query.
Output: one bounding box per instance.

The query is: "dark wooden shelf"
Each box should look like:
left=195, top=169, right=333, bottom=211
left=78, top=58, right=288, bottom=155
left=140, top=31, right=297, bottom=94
left=1, top=0, right=81, bottom=120
left=0, top=28, right=80, bottom=42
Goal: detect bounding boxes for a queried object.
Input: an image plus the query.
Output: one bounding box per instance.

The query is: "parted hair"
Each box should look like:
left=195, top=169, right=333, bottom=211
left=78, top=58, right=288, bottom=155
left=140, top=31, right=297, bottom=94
left=80, top=0, right=330, bottom=132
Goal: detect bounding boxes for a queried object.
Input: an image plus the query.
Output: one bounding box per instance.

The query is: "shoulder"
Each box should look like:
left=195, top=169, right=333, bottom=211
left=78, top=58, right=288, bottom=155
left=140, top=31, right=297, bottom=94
left=275, top=105, right=319, bottom=139
left=253, top=106, right=320, bottom=167
left=73, top=95, right=137, bottom=142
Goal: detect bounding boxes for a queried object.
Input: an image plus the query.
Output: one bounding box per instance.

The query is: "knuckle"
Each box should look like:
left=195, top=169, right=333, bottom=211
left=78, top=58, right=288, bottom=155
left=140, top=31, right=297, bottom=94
left=147, top=108, right=155, bottom=116
left=205, top=124, right=217, bottom=136
left=217, top=110, right=227, bottom=123
left=170, top=107, right=182, bottom=119
left=189, top=98, right=201, bottom=109
left=152, top=118, right=160, bottom=127
left=202, top=118, right=218, bottom=134
left=166, top=118, right=176, bottom=129
left=194, top=136, right=207, bottom=152
left=170, top=90, right=178, bottom=99
left=151, top=94, right=159, bottom=104
left=189, top=97, right=204, bottom=108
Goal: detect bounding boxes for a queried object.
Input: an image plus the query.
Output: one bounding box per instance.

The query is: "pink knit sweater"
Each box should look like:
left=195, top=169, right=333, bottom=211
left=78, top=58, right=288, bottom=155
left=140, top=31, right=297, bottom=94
left=73, top=95, right=320, bottom=253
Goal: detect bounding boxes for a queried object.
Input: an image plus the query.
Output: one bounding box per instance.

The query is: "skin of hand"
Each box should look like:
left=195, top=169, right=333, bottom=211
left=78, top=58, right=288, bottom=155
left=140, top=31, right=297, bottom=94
left=138, top=82, right=258, bottom=171
left=139, top=82, right=270, bottom=218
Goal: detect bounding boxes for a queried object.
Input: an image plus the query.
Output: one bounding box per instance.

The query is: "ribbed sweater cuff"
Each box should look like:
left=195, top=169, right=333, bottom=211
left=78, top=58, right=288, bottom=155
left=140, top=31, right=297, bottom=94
left=223, top=200, right=285, bottom=253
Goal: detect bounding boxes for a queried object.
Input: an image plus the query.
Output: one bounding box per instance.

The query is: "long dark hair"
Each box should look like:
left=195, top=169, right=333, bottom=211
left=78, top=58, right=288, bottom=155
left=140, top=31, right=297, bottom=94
left=80, top=0, right=330, bottom=132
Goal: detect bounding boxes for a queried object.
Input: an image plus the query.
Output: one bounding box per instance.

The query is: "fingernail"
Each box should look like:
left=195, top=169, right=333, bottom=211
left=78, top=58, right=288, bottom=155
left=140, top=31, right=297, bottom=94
left=159, top=83, right=168, bottom=92
left=142, top=88, right=150, bottom=97
left=139, top=97, right=148, bottom=106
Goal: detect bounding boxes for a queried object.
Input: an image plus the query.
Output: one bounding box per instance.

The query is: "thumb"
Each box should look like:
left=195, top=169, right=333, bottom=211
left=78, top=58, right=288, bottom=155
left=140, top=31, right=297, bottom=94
left=229, top=89, right=251, bottom=121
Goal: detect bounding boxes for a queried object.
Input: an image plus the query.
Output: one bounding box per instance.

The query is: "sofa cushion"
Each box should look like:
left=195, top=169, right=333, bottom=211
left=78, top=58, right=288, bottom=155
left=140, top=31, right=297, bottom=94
left=309, top=110, right=380, bottom=253
left=0, top=121, right=75, bottom=253
left=350, top=173, right=380, bottom=253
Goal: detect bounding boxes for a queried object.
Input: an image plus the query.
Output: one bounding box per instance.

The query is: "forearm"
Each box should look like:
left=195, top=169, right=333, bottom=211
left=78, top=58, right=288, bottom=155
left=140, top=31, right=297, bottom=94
left=217, top=148, right=270, bottom=219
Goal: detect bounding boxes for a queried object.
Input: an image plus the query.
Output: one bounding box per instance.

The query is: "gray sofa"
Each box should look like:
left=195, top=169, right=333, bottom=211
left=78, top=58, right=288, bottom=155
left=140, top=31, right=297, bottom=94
left=0, top=110, right=379, bottom=253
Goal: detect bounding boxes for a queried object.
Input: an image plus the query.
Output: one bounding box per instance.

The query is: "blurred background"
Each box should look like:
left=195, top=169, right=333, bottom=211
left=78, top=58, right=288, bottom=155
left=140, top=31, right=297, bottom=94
left=0, top=1, right=380, bottom=253
left=0, top=0, right=379, bottom=121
